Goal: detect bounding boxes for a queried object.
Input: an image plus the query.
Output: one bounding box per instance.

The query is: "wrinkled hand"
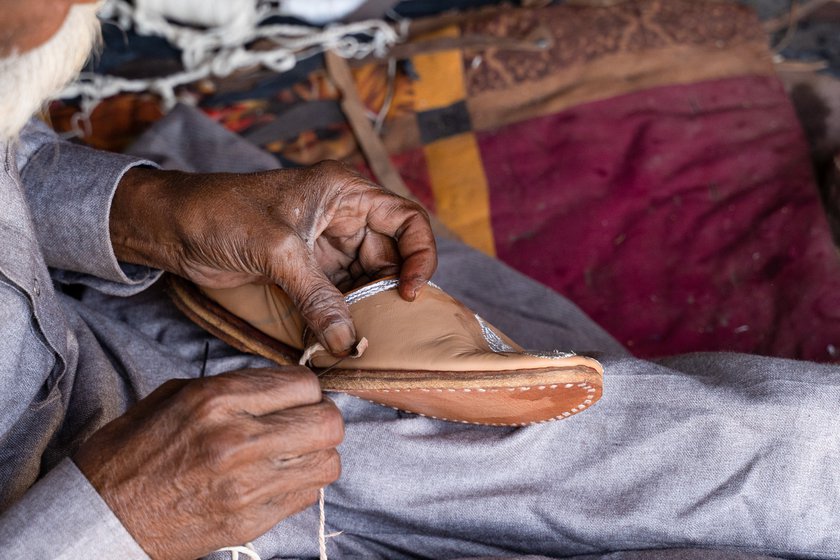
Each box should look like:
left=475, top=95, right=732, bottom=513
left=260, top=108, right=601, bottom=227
left=110, top=161, right=437, bottom=355
left=74, top=368, right=343, bottom=560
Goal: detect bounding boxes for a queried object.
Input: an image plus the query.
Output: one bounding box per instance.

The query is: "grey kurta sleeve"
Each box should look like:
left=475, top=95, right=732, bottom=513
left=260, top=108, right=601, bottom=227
left=0, top=459, right=150, bottom=559
left=16, top=120, right=162, bottom=295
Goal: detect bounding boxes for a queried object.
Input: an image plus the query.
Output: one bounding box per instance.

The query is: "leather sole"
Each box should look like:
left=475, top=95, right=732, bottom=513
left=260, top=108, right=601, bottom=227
left=168, top=275, right=603, bottom=425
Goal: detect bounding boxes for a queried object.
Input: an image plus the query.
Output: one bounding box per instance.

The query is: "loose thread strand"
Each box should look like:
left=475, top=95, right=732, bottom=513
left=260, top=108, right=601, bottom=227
left=319, top=487, right=328, bottom=560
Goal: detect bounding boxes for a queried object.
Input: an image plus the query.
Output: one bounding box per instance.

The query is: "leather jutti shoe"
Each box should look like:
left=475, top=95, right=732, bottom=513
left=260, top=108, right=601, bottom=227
left=168, top=276, right=603, bottom=426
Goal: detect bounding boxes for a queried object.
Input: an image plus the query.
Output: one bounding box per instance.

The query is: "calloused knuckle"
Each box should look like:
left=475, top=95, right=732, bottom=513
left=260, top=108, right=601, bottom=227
left=314, top=160, right=368, bottom=192
left=239, top=367, right=277, bottom=382
left=204, top=429, right=244, bottom=471
left=267, top=366, right=317, bottom=391
left=243, top=367, right=296, bottom=393
left=191, top=392, right=230, bottom=423
left=290, top=372, right=322, bottom=400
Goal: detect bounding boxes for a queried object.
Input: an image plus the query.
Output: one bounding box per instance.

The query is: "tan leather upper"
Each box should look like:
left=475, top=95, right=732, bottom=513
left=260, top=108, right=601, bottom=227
left=203, top=280, right=603, bottom=375
left=205, top=283, right=305, bottom=349
left=189, top=277, right=604, bottom=425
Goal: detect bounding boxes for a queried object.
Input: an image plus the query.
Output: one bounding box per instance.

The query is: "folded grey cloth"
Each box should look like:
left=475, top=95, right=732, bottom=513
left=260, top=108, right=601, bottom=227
left=130, top=106, right=827, bottom=560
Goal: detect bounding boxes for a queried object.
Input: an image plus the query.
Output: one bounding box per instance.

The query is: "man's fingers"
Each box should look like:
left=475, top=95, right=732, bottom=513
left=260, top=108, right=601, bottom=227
left=357, top=230, right=401, bottom=280
left=254, top=399, right=345, bottom=458
left=221, top=486, right=329, bottom=547
left=395, top=211, right=438, bottom=301
left=249, top=488, right=328, bottom=533
left=361, top=193, right=437, bottom=301
left=184, top=367, right=323, bottom=417
left=267, top=234, right=357, bottom=356
left=195, top=399, right=343, bottom=470
left=203, top=443, right=341, bottom=510
left=255, top=449, right=341, bottom=501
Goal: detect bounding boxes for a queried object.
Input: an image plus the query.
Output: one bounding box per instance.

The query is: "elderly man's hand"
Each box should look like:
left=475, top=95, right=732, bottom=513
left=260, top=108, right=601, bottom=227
left=74, top=367, right=342, bottom=560
left=110, top=161, right=437, bottom=355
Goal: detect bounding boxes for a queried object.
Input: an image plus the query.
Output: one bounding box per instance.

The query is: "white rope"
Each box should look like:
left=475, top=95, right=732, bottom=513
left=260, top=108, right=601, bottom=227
left=318, top=487, right=344, bottom=560
left=214, top=490, right=338, bottom=560
left=135, top=0, right=260, bottom=29
left=319, top=487, right=328, bottom=560
left=278, top=0, right=369, bottom=25
left=215, top=335, right=363, bottom=560
left=299, top=343, right=328, bottom=367
left=216, top=543, right=261, bottom=560
left=62, top=0, right=407, bottom=124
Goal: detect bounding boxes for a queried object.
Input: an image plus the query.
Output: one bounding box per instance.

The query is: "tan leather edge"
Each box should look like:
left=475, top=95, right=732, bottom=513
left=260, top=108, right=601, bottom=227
left=345, top=378, right=603, bottom=426
left=166, top=275, right=300, bottom=366
left=168, top=275, right=603, bottom=393
left=318, top=364, right=602, bottom=391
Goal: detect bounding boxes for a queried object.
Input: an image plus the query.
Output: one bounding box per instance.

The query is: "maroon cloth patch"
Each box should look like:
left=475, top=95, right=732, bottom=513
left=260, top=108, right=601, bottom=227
left=475, top=75, right=838, bottom=361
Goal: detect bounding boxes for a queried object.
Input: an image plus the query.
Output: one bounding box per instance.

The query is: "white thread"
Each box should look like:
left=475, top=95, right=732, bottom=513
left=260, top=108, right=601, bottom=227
left=135, top=0, right=258, bottom=29
left=299, top=337, right=368, bottom=367
left=319, top=487, right=327, bottom=559
left=216, top=543, right=261, bottom=560
left=318, top=487, right=343, bottom=560
left=279, top=0, right=368, bottom=25
left=62, top=0, right=407, bottom=121
left=299, top=342, right=327, bottom=366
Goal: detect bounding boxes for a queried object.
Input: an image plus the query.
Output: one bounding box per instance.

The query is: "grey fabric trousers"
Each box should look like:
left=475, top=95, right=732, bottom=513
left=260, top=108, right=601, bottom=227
left=89, top=105, right=838, bottom=560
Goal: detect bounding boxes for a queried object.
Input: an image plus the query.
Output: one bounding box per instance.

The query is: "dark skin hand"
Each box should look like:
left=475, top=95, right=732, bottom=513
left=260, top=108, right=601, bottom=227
left=74, top=368, right=344, bottom=560
left=11, top=2, right=435, bottom=558
left=74, top=161, right=436, bottom=557
left=109, top=160, right=438, bottom=355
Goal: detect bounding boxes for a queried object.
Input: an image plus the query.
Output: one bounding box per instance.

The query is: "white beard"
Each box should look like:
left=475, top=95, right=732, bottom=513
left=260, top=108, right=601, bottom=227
left=0, top=4, right=101, bottom=141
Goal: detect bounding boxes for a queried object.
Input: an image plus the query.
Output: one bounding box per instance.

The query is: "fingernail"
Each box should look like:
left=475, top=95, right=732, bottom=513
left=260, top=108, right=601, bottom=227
left=408, top=279, right=424, bottom=301
left=401, top=278, right=419, bottom=301
left=324, top=322, right=354, bottom=355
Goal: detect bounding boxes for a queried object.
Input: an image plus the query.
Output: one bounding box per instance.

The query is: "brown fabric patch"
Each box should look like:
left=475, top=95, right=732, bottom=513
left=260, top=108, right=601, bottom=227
left=463, top=0, right=767, bottom=96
